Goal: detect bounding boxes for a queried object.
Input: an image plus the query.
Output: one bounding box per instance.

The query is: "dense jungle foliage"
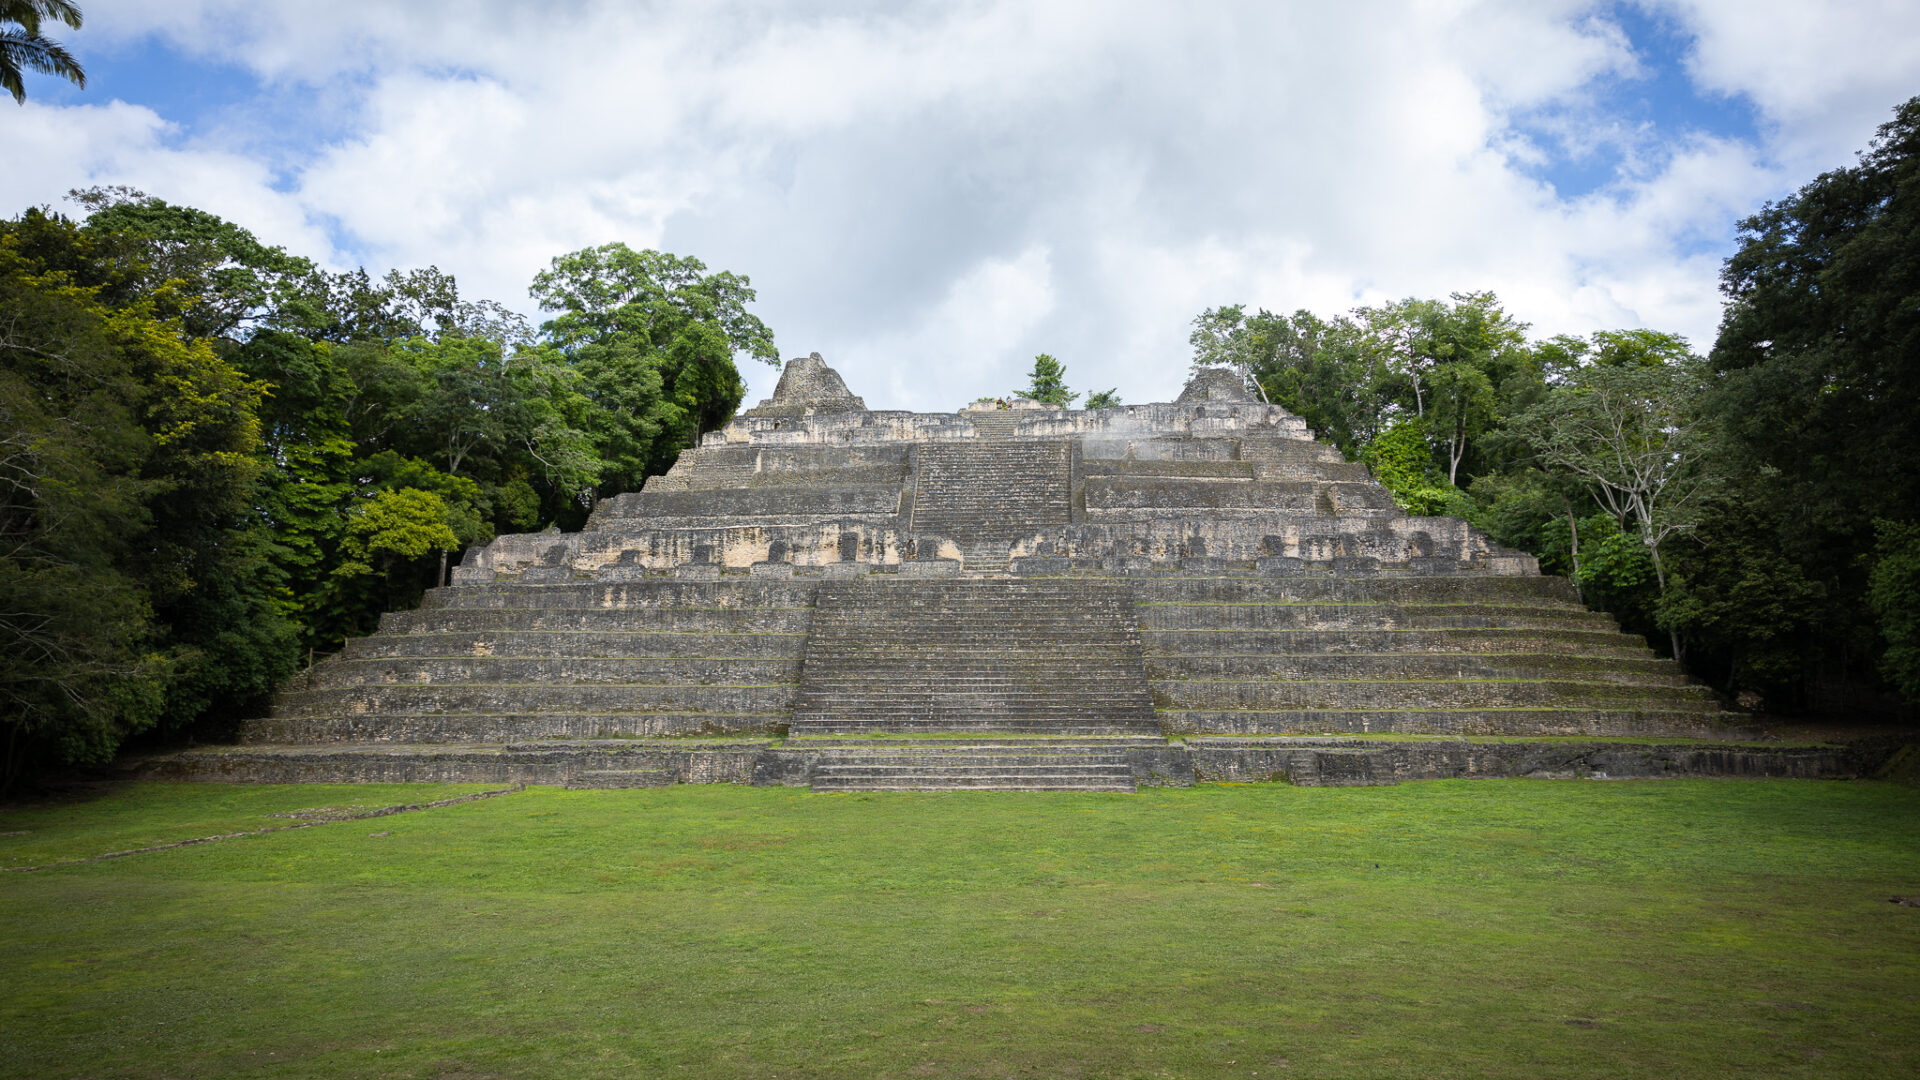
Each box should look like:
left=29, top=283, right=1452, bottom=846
left=0, top=190, right=775, bottom=785
left=1192, top=97, right=1920, bottom=723
left=2, top=98, right=1915, bottom=786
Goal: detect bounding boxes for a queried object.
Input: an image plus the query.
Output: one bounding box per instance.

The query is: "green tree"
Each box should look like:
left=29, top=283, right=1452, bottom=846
left=531, top=244, right=775, bottom=361
left=67, top=187, right=318, bottom=341
left=1350, top=292, right=1531, bottom=476
left=1867, top=521, right=1920, bottom=699
left=1252, top=309, right=1390, bottom=456
left=1, top=0, right=83, bottom=104
left=1359, top=419, right=1462, bottom=517
left=1194, top=294, right=1534, bottom=474
left=0, top=210, right=296, bottom=781
left=1188, top=306, right=1270, bottom=402
left=1426, top=361, right=1496, bottom=486
left=1653, top=502, right=1827, bottom=703
left=0, top=235, right=163, bottom=783
left=1506, top=358, right=1713, bottom=657
left=1084, top=388, right=1121, bottom=409
left=334, top=487, right=463, bottom=581
left=531, top=244, right=776, bottom=495
left=1020, top=353, right=1079, bottom=406
left=1710, top=95, right=1920, bottom=698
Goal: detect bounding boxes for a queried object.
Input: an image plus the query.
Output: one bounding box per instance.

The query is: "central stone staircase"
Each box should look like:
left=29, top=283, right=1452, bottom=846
left=791, top=578, right=1159, bottom=737
left=911, top=441, right=1071, bottom=571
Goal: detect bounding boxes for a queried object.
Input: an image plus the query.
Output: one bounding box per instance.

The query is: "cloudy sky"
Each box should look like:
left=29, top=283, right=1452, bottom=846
left=7, top=1, right=1919, bottom=410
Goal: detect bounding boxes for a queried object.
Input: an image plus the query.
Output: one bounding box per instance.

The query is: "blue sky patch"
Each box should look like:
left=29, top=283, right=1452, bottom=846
left=1508, top=3, right=1763, bottom=202
left=41, top=32, right=260, bottom=134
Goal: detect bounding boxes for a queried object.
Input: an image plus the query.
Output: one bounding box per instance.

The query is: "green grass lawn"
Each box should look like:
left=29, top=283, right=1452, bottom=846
left=3, top=779, right=1917, bottom=1079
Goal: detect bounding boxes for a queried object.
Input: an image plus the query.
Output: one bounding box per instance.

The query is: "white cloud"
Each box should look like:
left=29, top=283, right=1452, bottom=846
left=1657, top=0, right=1920, bottom=165
left=18, top=1, right=1920, bottom=410
left=833, top=245, right=1058, bottom=409
left=0, top=99, right=342, bottom=263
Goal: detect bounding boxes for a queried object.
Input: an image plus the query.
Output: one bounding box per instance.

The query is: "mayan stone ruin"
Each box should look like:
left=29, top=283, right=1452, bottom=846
left=153, top=355, right=1858, bottom=790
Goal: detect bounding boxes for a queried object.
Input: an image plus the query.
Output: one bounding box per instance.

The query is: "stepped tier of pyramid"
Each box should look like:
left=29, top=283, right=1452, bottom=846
left=151, top=356, right=1866, bottom=790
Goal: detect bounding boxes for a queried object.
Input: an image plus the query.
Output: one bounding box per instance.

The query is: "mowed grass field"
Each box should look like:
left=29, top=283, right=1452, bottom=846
left=3, top=779, right=1917, bottom=1079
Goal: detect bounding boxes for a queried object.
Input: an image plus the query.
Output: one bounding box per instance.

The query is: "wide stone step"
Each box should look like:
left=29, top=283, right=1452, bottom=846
left=1128, top=576, right=1582, bottom=604
left=1145, top=653, right=1690, bottom=685
left=789, top=719, right=1162, bottom=735
left=800, top=673, right=1151, bottom=688
left=802, top=652, right=1144, bottom=668
left=814, top=777, right=1134, bottom=793
left=800, top=676, right=1149, bottom=692
left=422, top=581, right=821, bottom=609
left=785, top=735, right=1168, bottom=749
left=1150, top=678, right=1719, bottom=711
left=804, top=625, right=1136, bottom=639
left=798, top=677, right=1151, bottom=693
left=807, top=611, right=1138, bottom=624
left=798, top=667, right=1153, bottom=685
left=810, top=752, right=1137, bottom=792
left=243, top=711, right=786, bottom=743
left=1182, top=736, right=1844, bottom=786
left=1082, top=460, right=1257, bottom=479
left=798, top=700, right=1158, bottom=716
left=805, top=620, right=1140, bottom=633
left=1137, top=603, right=1618, bottom=631
left=816, top=777, right=1131, bottom=791
left=341, top=631, right=807, bottom=660
left=274, top=682, right=795, bottom=717
left=305, top=656, right=801, bottom=688
left=815, top=759, right=1133, bottom=773
left=1156, top=708, right=1732, bottom=737
left=1086, top=479, right=1395, bottom=511
left=151, top=740, right=771, bottom=786
left=1139, top=627, right=1653, bottom=656
left=382, top=607, right=813, bottom=634
left=798, top=704, right=1160, bottom=721
left=807, top=579, right=1132, bottom=597
left=623, top=485, right=901, bottom=518
left=566, top=768, right=676, bottom=789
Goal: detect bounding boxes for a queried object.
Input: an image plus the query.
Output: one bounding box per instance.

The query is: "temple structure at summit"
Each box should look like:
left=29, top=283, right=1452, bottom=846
left=457, top=354, right=1538, bottom=581
left=154, top=354, right=1856, bottom=790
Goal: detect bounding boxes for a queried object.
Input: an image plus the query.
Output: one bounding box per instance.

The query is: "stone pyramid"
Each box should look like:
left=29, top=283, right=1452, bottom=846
left=155, top=357, right=1853, bottom=790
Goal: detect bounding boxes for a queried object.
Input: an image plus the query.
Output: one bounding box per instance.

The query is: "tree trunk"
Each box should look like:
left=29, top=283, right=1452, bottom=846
left=1567, top=508, right=1584, bottom=603
left=439, top=548, right=449, bottom=589
left=1242, top=363, right=1271, bottom=403
left=1646, top=539, right=1683, bottom=662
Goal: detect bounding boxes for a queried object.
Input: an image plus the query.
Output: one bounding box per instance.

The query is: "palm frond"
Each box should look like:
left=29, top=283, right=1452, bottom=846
left=0, top=1, right=84, bottom=33
left=0, top=27, right=85, bottom=104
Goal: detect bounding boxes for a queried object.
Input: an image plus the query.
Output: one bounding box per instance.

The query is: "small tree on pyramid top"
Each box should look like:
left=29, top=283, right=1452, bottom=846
left=1019, top=353, right=1079, bottom=406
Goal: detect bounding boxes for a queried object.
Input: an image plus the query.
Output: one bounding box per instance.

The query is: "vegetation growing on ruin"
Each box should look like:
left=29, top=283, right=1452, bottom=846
left=2, top=779, right=1917, bottom=1078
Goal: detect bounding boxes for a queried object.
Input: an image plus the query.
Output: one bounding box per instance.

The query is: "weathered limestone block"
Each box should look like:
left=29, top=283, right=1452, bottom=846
left=740, top=352, right=868, bottom=417
left=1176, top=366, right=1259, bottom=403
left=1183, top=738, right=1871, bottom=786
